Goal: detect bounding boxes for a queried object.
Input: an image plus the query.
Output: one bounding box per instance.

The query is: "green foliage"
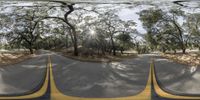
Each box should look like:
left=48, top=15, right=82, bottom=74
left=116, top=33, right=133, bottom=51
left=139, top=8, right=164, bottom=51
left=139, top=7, right=195, bottom=53
left=1, top=2, right=199, bottom=55
left=139, top=8, right=164, bottom=31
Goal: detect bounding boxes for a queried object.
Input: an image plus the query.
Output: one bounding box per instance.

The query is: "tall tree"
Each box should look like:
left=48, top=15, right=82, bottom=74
left=168, top=9, right=187, bottom=53
left=0, top=7, right=44, bottom=54
left=44, top=2, right=79, bottom=56
left=116, top=32, right=133, bottom=54
left=139, top=8, right=189, bottom=53
left=139, top=8, right=163, bottom=51
left=95, top=10, right=135, bottom=55
left=186, top=13, right=200, bottom=51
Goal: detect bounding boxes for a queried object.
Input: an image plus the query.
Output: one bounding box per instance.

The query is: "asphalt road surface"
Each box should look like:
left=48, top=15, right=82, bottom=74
left=1, top=50, right=199, bottom=99
left=154, top=55, right=200, bottom=96
left=51, top=53, right=152, bottom=98
left=0, top=50, right=48, bottom=95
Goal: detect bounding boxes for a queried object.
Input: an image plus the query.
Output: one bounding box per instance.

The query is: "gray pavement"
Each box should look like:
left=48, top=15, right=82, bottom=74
left=51, top=53, right=152, bottom=98
left=1, top=49, right=199, bottom=98
left=0, top=50, right=48, bottom=95
left=154, top=55, right=200, bottom=95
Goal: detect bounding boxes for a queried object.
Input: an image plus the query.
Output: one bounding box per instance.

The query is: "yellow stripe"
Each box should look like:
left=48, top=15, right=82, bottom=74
left=0, top=56, right=49, bottom=99
left=152, top=61, right=200, bottom=99
left=49, top=56, right=151, bottom=100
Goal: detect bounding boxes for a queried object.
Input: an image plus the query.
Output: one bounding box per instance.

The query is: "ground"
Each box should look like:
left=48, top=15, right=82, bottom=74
left=154, top=55, right=200, bottom=95
left=0, top=51, right=34, bottom=66
left=0, top=50, right=47, bottom=95
left=51, top=53, right=150, bottom=97
left=161, top=52, right=200, bottom=66
left=53, top=48, right=137, bottom=62
left=0, top=50, right=199, bottom=99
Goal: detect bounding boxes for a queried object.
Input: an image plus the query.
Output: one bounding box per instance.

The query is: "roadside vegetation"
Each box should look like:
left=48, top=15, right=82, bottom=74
left=0, top=1, right=199, bottom=64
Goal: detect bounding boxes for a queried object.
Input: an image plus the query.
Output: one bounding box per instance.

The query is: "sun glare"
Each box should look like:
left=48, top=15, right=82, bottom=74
left=90, top=29, right=96, bottom=36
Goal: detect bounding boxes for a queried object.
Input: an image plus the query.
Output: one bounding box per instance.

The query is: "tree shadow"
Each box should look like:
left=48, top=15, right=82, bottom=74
left=154, top=56, right=200, bottom=96
left=0, top=54, right=47, bottom=96
left=51, top=54, right=151, bottom=98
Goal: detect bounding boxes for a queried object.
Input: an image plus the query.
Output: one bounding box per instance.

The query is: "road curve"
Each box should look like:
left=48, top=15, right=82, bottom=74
left=0, top=50, right=48, bottom=96
left=154, top=55, right=200, bottom=96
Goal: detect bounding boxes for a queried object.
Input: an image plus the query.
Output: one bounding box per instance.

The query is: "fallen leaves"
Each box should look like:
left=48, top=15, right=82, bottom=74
left=161, top=53, right=200, bottom=66
left=0, top=52, right=32, bottom=66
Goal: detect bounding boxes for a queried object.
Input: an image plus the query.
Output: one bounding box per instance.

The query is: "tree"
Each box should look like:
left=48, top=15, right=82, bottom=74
left=116, top=33, right=133, bottom=54
left=155, top=25, right=180, bottom=53
left=0, top=7, right=45, bottom=54
left=139, top=8, right=163, bottom=51
left=95, top=10, right=135, bottom=55
left=139, top=8, right=189, bottom=54
left=44, top=2, right=79, bottom=56
left=186, top=13, right=200, bottom=51
left=168, top=9, right=187, bottom=53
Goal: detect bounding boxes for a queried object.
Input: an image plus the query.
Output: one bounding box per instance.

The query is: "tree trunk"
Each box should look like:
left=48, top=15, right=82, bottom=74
left=113, top=49, right=116, bottom=56
left=182, top=48, right=186, bottom=54
left=120, top=47, right=124, bottom=54
left=65, top=34, right=68, bottom=48
left=173, top=49, right=176, bottom=54
left=101, top=48, right=105, bottom=55
left=73, top=31, right=78, bottom=56
left=111, top=37, right=116, bottom=56
left=53, top=40, right=56, bottom=48
left=162, top=48, right=166, bottom=53
left=29, top=48, right=33, bottom=54
left=120, top=50, right=123, bottom=54
left=109, top=49, right=112, bottom=54
left=181, top=42, right=186, bottom=54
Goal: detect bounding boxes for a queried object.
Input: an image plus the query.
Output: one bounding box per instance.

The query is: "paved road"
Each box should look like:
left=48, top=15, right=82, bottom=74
left=154, top=55, right=200, bottom=95
left=1, top=50, right=199, bottom=99
left=51, top=53, right=152, bottom=98
left=0, top=50, right=48, bottom=95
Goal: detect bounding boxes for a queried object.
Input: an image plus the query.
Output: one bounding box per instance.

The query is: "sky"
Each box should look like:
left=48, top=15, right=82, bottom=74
left=117, top=5, right=153, bottom=34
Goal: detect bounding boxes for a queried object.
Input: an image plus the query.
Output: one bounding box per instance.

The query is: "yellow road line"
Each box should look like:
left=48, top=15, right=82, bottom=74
left=0, top=56, right=49, bottom=100
left=152, top=62, right=200, bottom=99
left=49, top=56, right=152, bottom=100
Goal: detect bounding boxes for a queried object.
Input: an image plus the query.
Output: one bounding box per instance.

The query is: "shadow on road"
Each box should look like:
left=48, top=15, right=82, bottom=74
left=0, top=52, right=48, bottom=96
left=154, top=55, right=200, bottom=96
left=51, top=54, right=151, bottom=98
